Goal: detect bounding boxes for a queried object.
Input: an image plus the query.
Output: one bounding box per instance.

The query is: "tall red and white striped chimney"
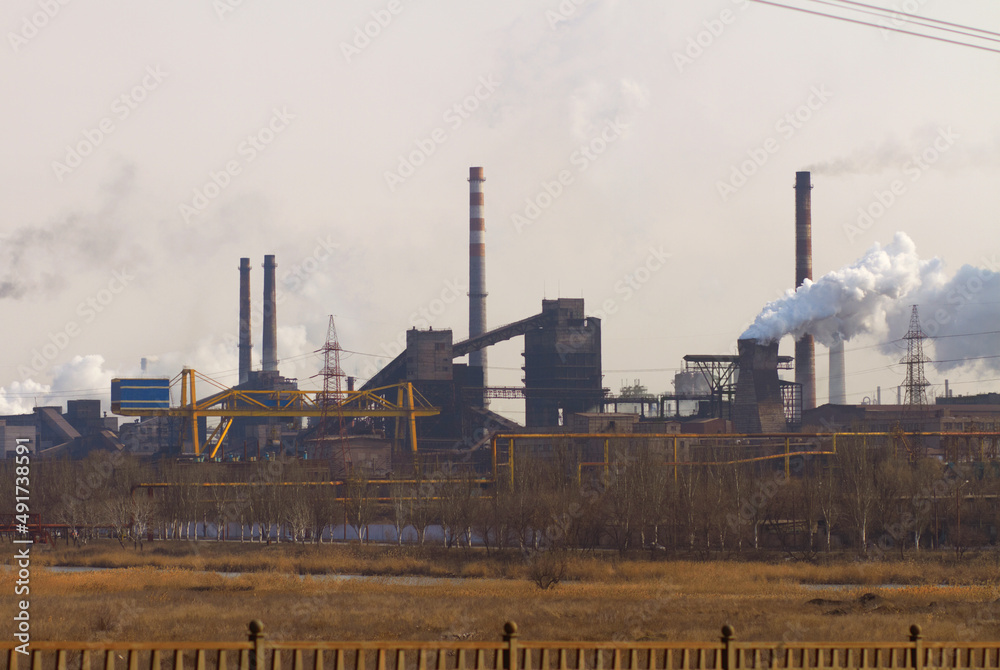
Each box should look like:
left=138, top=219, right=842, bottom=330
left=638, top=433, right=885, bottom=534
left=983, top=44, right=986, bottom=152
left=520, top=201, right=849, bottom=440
left=469, top=167, right=487, bottom=402
left=795, top=171, right=816, bottom=410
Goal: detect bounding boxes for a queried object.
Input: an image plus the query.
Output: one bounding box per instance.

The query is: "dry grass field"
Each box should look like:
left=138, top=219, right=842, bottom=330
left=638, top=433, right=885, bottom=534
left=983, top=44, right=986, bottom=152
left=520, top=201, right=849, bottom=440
left=3, top=541, right=1000, bottom=643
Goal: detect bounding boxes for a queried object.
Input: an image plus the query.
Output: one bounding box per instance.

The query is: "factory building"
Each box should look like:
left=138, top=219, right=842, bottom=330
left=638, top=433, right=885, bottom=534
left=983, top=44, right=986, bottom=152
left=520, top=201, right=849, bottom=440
left=523, top=299, right=603, bottom=427
left=0, top=400, right=121, bottom=459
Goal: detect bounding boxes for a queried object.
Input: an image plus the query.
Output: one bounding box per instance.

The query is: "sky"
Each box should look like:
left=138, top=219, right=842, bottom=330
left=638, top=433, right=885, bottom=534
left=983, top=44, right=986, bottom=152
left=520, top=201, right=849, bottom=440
left=0, top=0, right=998, bottom=421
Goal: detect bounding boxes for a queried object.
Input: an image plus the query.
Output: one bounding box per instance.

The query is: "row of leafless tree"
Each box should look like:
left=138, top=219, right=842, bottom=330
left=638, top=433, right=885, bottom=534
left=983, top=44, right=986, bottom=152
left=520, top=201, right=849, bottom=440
left=2, top=437, right=998, bottom=556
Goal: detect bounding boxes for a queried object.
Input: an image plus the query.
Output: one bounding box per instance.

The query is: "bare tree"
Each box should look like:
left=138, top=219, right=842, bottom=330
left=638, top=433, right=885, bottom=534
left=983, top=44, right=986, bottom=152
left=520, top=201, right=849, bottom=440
left=344, top=470, right=375, bottom=543
left=632, top=444, right=671, bottom=550
left=905, top=458, right=940, bottom=553
left=816, top=460, right=840, bottom=552
left=306, top=484, right=339, bottom=544
left=388, top=478, right=407, bottom=545
left=837, top=436, right=882, bottom=555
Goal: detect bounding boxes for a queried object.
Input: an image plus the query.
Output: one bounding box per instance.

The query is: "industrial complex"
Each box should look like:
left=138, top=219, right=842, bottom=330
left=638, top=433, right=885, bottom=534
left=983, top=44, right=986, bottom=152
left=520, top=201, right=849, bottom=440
left=4, top=168, right=1000, bottom=472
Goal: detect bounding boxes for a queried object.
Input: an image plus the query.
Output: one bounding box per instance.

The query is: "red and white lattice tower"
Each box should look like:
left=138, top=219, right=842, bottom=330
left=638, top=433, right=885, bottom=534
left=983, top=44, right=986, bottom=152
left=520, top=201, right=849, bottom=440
left=317, top=315, right=347, bottom=470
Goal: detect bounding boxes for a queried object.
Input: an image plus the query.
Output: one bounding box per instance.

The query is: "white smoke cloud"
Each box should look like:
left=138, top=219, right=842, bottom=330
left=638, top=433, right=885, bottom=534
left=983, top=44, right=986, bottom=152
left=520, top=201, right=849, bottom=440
left=0, top=355, right=116, bottom=415
left=0, top=379, right=51, bottom=415
left=741, top=232, right=938, bottom=346
left=50, top=355, right=115, bottom=397
left=883, top=263, right=1000, bottom=374
left=742, top=232, right=1000, bottom=377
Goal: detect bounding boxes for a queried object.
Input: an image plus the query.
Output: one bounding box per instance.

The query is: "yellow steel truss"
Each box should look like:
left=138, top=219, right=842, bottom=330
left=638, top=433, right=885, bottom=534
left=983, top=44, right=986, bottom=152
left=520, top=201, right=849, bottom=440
left=115, top=369, right=439, bottom=457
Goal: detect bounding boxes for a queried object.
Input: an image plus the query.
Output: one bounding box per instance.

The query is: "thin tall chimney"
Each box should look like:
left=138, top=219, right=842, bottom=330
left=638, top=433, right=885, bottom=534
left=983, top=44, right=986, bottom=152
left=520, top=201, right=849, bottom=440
left=238, top=257, right=253, bottom=384
left=262, top=254, right=278, bottom=373
left=795, top=171, right=816, bottom=411
left=469, top=167, right=487, bottom=403
left=829, top=339, right=846, bottom=404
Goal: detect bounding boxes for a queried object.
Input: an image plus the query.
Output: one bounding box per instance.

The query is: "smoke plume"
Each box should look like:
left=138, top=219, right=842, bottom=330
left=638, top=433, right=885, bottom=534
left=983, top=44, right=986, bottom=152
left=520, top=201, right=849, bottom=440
left=806, top=127, right=996, bottom=176
left=742, top=232, right=1000, bottom=376
left=742, top=232, right=934, bottom=346
left=806, top=136, right=914, bottom=176
left=883, top=263, right=1000, bottom=375
left=0, top=165, right=146, bottom=300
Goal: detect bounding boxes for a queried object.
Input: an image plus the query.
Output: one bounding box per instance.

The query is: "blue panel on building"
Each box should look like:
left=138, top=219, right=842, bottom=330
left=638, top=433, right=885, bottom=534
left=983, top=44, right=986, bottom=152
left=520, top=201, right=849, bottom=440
left=111, top=378, right=170, bottom=411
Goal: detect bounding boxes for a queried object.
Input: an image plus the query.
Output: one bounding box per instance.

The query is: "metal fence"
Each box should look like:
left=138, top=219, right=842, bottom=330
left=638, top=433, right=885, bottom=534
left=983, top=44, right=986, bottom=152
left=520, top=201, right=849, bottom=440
left=4, top=622, right=1000, bottom=670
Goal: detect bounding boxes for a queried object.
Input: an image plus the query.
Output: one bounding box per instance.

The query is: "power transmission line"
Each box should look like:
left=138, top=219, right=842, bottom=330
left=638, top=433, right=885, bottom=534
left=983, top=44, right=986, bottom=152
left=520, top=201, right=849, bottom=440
left=748, top=0, right=1000, bottom=54
left=822, top=0, right=1000, bottom=40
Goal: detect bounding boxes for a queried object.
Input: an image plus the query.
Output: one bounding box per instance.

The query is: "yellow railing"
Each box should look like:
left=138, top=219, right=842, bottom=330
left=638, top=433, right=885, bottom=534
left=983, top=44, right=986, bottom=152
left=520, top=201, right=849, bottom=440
left=5, top=622, right=1000, bottom=670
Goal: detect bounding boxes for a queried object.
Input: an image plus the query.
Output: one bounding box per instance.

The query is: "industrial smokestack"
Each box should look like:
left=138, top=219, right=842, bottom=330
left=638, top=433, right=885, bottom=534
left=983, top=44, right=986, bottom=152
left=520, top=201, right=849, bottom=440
left=829, top=339, right=846, bottom=404
left=239, top=257, right=253, bottom=384
left=262, top=254, right=277, bottom=373
left=794, top=171, right=816, bottom=411
left=469, top=167, right=487, bottom=402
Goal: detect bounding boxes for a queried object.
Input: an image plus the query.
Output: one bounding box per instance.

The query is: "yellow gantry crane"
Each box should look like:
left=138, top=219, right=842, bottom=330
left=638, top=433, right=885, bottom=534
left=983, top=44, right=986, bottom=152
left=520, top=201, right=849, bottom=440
left=112, top=369, right=439, bottom=458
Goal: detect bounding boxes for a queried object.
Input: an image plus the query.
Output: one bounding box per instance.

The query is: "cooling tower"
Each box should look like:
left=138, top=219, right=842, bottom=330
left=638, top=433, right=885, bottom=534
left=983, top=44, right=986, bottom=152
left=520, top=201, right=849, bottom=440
left=734, top=338, right=788, bottom=433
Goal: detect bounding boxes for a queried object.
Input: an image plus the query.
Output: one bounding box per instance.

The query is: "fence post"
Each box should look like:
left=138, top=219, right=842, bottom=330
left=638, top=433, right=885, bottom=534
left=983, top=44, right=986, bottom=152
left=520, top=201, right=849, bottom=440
left=909, top=624, right=923, bottom=670
left=503, top=621, right=519, bottom=670
left=721, top=625, right=735, bottom=670
left=249, top=620, right=265, bottom=670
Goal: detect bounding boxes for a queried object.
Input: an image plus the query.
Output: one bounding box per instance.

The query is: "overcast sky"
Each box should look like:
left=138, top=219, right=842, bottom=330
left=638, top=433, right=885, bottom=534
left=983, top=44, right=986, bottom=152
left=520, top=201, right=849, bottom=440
left=1, top=1, right=998, bottom=420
